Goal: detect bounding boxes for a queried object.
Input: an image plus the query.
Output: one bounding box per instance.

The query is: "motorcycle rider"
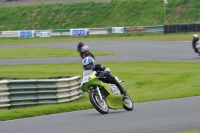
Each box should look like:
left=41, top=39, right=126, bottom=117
left=192, top=34, right=200, bottom=55
left=77, top=41, right=95, bottom=59
left=77, top=41, right=85, bottom=53
left=81, top=56, right=127, bottom=95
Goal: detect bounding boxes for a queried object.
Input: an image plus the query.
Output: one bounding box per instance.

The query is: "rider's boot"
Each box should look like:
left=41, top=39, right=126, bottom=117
left=113, top=79, right=127, bottom=95
left=108, top=74, right=127, bottom=95
left=120, top=87, right=127, bottom=95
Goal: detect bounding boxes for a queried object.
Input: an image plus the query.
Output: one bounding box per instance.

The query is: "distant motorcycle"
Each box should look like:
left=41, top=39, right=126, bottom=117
left=195, top=40, right=200, bottom=55
left=80, top=71, right=133, bottom=114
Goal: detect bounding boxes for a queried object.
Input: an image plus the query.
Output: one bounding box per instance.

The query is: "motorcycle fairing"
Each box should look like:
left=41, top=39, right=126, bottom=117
left=101, top=82, right=123, bottom=109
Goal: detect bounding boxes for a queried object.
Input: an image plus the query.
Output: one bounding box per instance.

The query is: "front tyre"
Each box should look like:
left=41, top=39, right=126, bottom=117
left=123, top=93, right=134, bottom=111
left=89, top=91, right=109, bottom=114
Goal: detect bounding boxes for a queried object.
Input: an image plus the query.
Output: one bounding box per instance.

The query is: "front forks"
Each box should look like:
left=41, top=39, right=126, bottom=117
left=96, top=86, right=103, bottom=102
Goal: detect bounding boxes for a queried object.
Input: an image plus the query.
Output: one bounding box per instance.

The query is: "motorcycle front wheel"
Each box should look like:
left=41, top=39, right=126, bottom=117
left=89, top=91, right=109, bottom=114
left=123, top=93, right=134, bottom=111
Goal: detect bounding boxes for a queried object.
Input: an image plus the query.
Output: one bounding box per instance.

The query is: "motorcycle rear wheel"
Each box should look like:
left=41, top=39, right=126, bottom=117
left=123, top=93, right=134, bottom=111
left=89, top=91, right=109, bottom=114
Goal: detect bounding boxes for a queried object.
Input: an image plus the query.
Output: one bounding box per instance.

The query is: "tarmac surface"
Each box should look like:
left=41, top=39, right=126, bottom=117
left=0, top=40, right=199, bottom=65
left=0, top=96, right=199, bottom=133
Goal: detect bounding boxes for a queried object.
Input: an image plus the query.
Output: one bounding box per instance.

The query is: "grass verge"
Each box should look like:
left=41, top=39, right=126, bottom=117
left=0, top=47, right=115, bottom=59
left=0, top=61, right=200, bottom=121
left=178, top=130, right=200, bottom=133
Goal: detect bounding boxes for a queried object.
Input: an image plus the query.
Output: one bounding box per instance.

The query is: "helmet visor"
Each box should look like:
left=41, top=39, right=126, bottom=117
left=83, top=64, right=92, bottom=70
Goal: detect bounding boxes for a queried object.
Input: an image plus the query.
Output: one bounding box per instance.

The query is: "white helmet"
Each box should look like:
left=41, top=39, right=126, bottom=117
left=82, top=56, right=95, bottom=70
left=193, top=34, right=198, bottom=38
left=81, top=45, right=89, bottom=52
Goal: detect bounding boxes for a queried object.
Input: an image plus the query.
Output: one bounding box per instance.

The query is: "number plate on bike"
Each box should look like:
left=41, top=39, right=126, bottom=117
left=110, top=85, right=120, bottom=95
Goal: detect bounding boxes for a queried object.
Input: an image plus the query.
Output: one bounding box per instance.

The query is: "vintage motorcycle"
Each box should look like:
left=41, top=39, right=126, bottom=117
left=80, top=71, right=133, bottom=114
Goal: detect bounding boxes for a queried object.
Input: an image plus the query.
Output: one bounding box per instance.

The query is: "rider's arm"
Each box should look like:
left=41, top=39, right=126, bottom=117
left=94, top=64, right=110, bottom=73
left=94, top=64, right=106, bottom=71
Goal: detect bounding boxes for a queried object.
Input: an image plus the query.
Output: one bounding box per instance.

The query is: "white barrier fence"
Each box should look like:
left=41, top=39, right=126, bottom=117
left=89, top=28, right=108, bottom=35
left=0, top=28, right=108, bottom=38
left=1, top=31, right=19, bottom=38
left=0, top=26, right=163, bottom=38
left=0, top=76, right=82, bottom=108
left=0, top=80, right=10, bottom=108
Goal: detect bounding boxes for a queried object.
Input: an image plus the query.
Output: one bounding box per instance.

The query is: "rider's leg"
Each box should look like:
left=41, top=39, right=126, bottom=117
left=105, top=74, right=127, bottom=95
left=113, top=79, right=127, bottom=94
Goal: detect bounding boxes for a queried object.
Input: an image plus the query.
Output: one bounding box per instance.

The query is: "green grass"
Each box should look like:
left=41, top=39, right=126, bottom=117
left=0, top=61, right=200, bottom=121
left=177, top=130, right=200, bottom=133
left=0, top=47, right=115, bottom=58
left=0, top=0, right=200, bottom=31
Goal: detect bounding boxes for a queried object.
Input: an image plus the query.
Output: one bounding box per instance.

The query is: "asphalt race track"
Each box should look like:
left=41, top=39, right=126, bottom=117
left=0, top=40, right=200, bottom=133
left=0, top=97, right=199, bottom=133
left=0, top=40, right=200, bottom=65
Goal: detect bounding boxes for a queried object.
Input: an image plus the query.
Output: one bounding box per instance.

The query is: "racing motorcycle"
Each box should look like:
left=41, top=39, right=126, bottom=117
left=195, top=40, right=200, bottom=55
left=80, top=71, right=133, bottom=114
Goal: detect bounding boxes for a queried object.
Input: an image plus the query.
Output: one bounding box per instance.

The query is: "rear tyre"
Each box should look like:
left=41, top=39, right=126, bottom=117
left=89, top=91, right=109, bottom=114
left=123, top=93, right=134, bottom=111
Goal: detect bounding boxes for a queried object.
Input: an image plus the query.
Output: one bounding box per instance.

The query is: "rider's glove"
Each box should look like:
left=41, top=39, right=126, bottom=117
left=104, top=68, right=110, bottom=74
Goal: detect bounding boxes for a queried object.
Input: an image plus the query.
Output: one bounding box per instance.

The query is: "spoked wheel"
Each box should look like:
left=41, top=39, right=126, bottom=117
left=89, top=91, right=109, bottom=114
left=123, top=93, right=134, bottom=111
